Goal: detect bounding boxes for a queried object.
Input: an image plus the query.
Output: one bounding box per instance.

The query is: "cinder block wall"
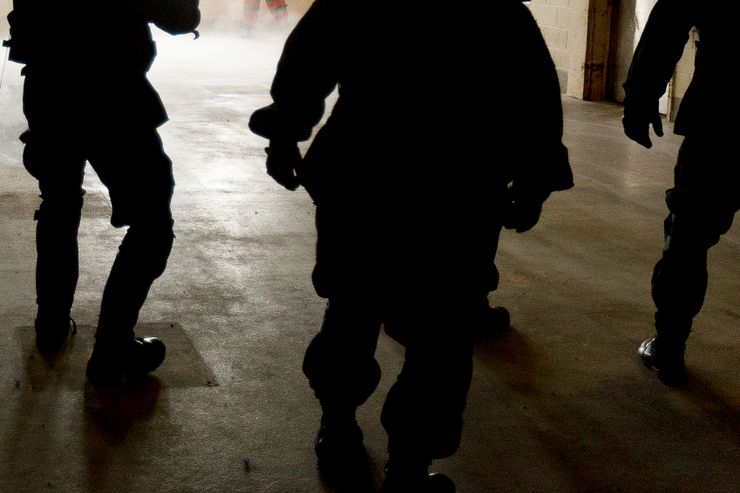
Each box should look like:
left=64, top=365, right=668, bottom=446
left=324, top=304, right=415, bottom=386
left=526, top=0, right=571, bottom=93
left=0, top=0, right=10, bottom=34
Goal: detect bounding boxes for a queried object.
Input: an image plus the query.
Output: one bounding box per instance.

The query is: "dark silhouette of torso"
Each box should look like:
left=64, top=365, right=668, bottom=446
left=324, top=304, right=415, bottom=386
left=625, top=2, right=740, bottom=136
left=251, top=0, right=573, bottom=299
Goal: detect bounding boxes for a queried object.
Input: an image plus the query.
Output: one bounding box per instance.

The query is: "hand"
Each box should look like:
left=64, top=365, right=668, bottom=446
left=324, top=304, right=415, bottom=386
left=504, top=187, right=546, bottom=233
left=142, top=0, right=201, bottom=35
left=265, top=142, right=302, bottom=191
left=622, top=102, right=663, bottom=149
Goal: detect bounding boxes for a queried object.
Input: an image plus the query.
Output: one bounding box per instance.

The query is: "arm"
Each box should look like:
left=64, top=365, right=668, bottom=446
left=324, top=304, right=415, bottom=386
left=623, top=0, right=694, bottom=148
left=249, top=0, right=343, bottom=189
left=504, top=1, right=573, bottom=232
left=133, top=0, right=201, bottom=36
left=250, top=0, right=342, bottom=142
left=6, top=0, right=32, bottom=64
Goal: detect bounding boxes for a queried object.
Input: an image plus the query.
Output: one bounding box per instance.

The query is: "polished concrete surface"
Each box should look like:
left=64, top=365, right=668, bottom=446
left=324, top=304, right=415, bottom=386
left=0, top=29, right=738, bottom=493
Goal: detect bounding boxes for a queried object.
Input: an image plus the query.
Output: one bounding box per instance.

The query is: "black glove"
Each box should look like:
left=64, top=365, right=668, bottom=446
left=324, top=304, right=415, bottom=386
left=137, top=0, right=201, bottom=36
left=504, top=186, right=548, bottom=233
left=265, top=142, right=302, bottom=191
left=622, top=99, right=663, bottom=149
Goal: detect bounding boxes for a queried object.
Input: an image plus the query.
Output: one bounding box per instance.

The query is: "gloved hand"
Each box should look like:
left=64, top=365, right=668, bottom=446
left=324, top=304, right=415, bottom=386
left=504, top=186, right=548, bottom=233
left=138, top=0, right=201, bottom=36
left=622, top=99, right=663, bottom=149
left=265, top=141, right=302, bottom=191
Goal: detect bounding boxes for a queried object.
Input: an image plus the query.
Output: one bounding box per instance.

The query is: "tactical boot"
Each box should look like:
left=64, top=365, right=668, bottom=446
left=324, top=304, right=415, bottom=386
left=638, top=336, right=687, bottom=387
left=315, top=413, right=371, bottom=491
left=486, top=305, right=510, bottom=332
left=35, top=316, right=77, bottom=355
left=381, top=460, right=456, bottom=493
left=474, top=305, right=511, bottom=339
left=86, top=336, right=166, bottom=386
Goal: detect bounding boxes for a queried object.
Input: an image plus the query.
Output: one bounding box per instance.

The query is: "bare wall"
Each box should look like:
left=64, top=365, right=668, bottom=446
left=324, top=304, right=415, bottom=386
left=527, top=0, right=572, bottom=93
left=1, top=0, right=10, bottom=35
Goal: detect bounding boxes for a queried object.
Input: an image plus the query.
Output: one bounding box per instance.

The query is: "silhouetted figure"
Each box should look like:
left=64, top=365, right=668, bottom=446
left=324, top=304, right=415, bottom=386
left=6, top=0, right=200, bottom=383
left=251, top=1, right=572, bottom=490
left=624, top=1, right=739, bottom=386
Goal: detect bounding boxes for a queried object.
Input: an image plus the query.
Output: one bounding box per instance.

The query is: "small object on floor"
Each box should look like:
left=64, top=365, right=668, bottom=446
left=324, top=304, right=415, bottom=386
left=242, top=451, right=250, bottom=468
left=638, top=336, right=688, bottom=387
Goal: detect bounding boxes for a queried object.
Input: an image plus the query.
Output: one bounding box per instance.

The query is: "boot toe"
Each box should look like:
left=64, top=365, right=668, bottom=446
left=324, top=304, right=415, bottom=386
left=315, top=421, right=370, bottom=489
left=638, top=337, right=687, bottom=387
left=381, top=472, right=456, bottom=493
left=86, top=336, right=166, bottom=385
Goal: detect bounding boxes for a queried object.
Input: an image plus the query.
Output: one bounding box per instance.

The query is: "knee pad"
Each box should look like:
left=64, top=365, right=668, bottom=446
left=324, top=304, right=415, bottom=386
left=303, top=331, right=381, bottom=405
left=35, top=190, right=84, bottom=223
left=119, top=217, right=174, bottom=277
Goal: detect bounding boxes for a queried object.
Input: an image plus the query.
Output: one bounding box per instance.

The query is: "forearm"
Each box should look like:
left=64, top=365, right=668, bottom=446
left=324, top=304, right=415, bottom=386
left=6, top=1, right=32, bottom=64
left=624, top=0, right=693, bottom=103
left=250, top=0, right=340, bottom=142
left=132, top=0, right=201, bottom=35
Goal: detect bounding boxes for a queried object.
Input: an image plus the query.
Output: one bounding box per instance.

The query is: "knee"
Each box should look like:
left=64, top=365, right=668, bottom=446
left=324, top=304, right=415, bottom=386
left=36, top=189, right=84, bottom=225
left=652, top=255, right=708, bottom=314
left=131, top=215, right=174, bottom=246
left=303, top=327, right=381, bottom=376
left=120, top=216, right=174, bottom=276
left=303, top=327, right=382, bottom=404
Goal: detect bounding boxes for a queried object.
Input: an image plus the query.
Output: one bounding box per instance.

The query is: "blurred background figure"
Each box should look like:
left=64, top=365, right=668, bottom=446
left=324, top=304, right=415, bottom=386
left=243, top=0, right=288, bottom=30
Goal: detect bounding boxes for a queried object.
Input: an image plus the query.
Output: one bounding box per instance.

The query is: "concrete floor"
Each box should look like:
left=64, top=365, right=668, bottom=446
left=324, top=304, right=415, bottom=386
left=0, top=28, right=738, bottom=493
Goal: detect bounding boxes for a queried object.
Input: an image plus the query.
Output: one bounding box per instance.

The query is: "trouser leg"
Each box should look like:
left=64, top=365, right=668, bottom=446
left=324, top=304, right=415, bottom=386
left=266, top=0, right=288, bottom=20
left=303, top=298, right=382, bottom=415
left=88, top=129, right=175, bottom=343
left=651, top=137, right=738, bottom=346
left=34, top=188, right=84, bottom=324
left=22, top=129, right=86, bottom=325
left=381, top=309, right=475, bottom=461
left=651, top=212, right=707, bottom=344
left=95, top=217, right=174, bottom=342
left=243, top=0, right=260, bottom=26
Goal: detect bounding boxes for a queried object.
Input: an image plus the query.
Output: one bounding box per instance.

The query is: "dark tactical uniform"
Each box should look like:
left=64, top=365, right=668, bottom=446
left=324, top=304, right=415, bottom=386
left=250, top=0, right=572, bottom=481
left=7, top=1, right=199, bottom=350
left=624, top=0, right=739, bottom=372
